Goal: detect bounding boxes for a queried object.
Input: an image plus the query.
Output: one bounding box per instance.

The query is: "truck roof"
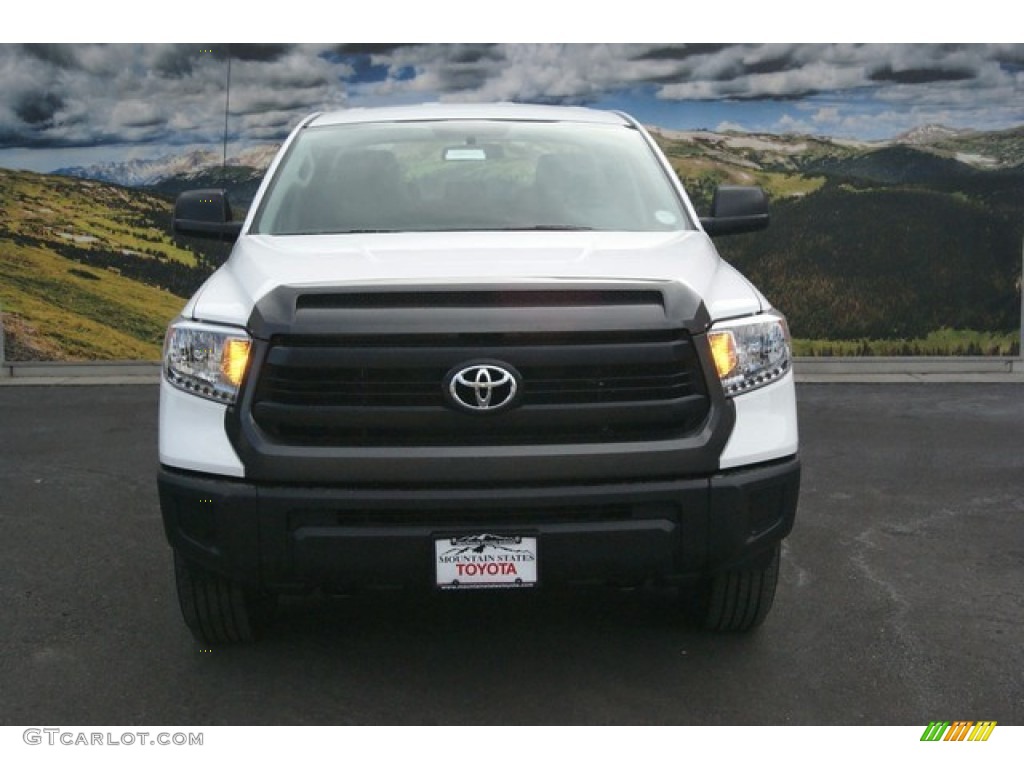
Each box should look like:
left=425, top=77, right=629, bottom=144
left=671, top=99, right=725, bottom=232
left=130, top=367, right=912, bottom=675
left=307, top=102, right=634, bottom=128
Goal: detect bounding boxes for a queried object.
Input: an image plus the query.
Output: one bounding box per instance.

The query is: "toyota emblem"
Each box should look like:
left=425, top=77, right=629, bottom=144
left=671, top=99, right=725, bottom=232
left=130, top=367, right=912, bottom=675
left=445, top=362, right=521, bottom=413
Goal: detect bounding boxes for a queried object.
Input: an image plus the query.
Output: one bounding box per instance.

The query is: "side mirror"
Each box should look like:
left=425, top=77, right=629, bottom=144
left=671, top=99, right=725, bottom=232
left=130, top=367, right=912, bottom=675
left=173, top=189, right=243, bottom=242
left=699, top=185, right=769, bottom=236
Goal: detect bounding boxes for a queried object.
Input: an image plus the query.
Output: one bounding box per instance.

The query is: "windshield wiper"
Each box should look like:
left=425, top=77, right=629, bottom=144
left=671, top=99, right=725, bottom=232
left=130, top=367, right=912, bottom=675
left=332, top=229, right=403, bottom=234
left=272, top=229, right=403, bottom=235
left=490, top=224, right=595, bottom=231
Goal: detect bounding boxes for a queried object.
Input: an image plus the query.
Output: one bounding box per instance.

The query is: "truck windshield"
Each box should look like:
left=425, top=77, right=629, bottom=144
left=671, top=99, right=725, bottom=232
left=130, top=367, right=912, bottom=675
left=250, top=120, right=692, bottom=235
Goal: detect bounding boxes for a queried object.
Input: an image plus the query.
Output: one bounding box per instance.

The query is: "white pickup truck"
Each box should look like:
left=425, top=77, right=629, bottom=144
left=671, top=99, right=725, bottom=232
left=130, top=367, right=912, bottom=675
left=159, top=103, right=799, bottom=644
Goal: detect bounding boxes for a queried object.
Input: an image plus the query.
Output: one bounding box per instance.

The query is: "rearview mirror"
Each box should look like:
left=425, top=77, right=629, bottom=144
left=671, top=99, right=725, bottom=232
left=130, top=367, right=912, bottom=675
left=443, top=146, right=488, bottom=161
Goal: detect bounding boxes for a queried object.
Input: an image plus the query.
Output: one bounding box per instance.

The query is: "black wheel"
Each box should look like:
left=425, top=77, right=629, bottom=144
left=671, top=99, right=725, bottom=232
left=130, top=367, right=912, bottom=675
left=687, top=543, right=780, bottom=632
left=173, top=552, right=276, bottom=645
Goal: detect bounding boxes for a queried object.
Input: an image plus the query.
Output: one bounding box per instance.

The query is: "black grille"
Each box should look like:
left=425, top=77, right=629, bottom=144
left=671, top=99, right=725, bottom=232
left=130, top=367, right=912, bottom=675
left=250, top=329, right=710, bottom=447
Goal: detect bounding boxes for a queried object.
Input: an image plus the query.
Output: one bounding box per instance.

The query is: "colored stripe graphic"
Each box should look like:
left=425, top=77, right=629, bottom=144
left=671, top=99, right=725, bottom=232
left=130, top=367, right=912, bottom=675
left=945, top=721, right=973, bottom=741
left=920, top=721, right=996, bottom=742
left=968, top=722, right=997, bottom=741
left=921, top=721, right=950, bottom=741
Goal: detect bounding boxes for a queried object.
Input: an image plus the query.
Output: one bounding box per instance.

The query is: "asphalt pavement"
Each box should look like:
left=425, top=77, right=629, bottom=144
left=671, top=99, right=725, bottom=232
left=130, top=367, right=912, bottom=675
left=0, top=382, right=1021, bottom=725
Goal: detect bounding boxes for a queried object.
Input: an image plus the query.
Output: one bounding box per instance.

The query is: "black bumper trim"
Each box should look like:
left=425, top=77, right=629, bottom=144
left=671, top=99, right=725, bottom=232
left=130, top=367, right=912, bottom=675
left=158, top=455, right=799, bottom=591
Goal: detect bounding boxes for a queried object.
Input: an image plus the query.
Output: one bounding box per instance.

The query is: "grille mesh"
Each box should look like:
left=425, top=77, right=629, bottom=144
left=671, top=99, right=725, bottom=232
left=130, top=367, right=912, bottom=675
left=251, top=329, right=709, bottom=447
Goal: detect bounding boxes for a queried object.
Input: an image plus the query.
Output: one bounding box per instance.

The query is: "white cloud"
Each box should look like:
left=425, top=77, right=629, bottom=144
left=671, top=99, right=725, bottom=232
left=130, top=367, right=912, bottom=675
left=0, top=43, right=1022, bottom=155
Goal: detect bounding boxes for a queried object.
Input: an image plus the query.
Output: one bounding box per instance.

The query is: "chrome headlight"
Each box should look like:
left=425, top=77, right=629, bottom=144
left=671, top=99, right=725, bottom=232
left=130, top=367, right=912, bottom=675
left=707, top=311, right=792, bottom=396
left=163, top=320, right=252, bottom=403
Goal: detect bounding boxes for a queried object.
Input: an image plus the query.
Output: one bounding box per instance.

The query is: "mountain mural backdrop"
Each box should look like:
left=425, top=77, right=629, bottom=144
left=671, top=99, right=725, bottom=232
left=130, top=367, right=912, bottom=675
left=1, top=122, right=1022, bottom=360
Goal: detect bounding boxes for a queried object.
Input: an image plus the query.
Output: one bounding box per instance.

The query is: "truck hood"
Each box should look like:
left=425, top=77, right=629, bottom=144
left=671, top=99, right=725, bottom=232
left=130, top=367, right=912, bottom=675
left=185, top=230, right=766, bottom=329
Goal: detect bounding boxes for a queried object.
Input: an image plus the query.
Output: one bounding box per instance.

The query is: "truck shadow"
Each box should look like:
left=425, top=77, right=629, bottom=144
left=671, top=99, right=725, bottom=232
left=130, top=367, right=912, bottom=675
left=182, top=586, right=778, bottom=725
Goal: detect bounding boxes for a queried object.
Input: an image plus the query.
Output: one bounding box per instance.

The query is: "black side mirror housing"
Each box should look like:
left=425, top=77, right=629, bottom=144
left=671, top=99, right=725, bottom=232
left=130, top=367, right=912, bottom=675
left=700, top=185, right=769, bottom=236
left=173, top=189, right=243, bottom=242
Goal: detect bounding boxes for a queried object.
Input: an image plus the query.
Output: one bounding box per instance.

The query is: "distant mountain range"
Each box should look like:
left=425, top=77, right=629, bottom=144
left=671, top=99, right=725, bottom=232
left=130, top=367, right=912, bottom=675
left=651, top=123, right=1024, bottom=178
left=52, top=124, right=1024, bottom=192
left=56, top=145, right=279, bottom=188
left=893, top=124, right=971, bottom=146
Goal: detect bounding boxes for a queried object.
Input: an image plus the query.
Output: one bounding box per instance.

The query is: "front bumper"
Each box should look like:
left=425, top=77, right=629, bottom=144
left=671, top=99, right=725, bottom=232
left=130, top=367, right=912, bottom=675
left=158, top=455, right=800, bottom=592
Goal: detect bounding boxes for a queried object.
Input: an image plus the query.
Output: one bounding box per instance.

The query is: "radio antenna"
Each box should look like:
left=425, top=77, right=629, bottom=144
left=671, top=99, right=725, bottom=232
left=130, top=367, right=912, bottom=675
left=222, top=44, right=231, bottom=180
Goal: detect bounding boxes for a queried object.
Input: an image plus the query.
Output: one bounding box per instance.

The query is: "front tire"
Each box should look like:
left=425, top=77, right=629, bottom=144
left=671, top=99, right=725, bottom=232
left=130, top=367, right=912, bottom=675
left=173, top=552, right=276, bottom=645
left=688, top=543, right=780, bottom=632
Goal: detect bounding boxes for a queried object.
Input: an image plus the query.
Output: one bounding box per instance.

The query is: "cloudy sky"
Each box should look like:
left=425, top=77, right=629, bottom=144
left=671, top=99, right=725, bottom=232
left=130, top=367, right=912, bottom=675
left=1, top=42, right=1022, bottom=172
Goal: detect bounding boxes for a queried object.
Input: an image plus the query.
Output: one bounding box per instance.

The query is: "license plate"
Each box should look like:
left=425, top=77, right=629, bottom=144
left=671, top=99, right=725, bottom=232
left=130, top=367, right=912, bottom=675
left=435, top=534, right=538, bottom=590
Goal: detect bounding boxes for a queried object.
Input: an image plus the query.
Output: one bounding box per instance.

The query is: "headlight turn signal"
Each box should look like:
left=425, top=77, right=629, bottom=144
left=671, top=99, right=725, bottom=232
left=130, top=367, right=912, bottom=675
left=708, top=311, right=791, bottom=396
left=163, top=320, right=252, bottom=403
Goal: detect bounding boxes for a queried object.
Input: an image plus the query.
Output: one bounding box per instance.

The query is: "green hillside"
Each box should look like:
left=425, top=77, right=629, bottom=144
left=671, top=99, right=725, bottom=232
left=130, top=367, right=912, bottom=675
left=716, top=184, right=1023, bottom=341
left=651, top=129, right=1023, bottom=350
left=0, top=169, right=209, bottom=360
